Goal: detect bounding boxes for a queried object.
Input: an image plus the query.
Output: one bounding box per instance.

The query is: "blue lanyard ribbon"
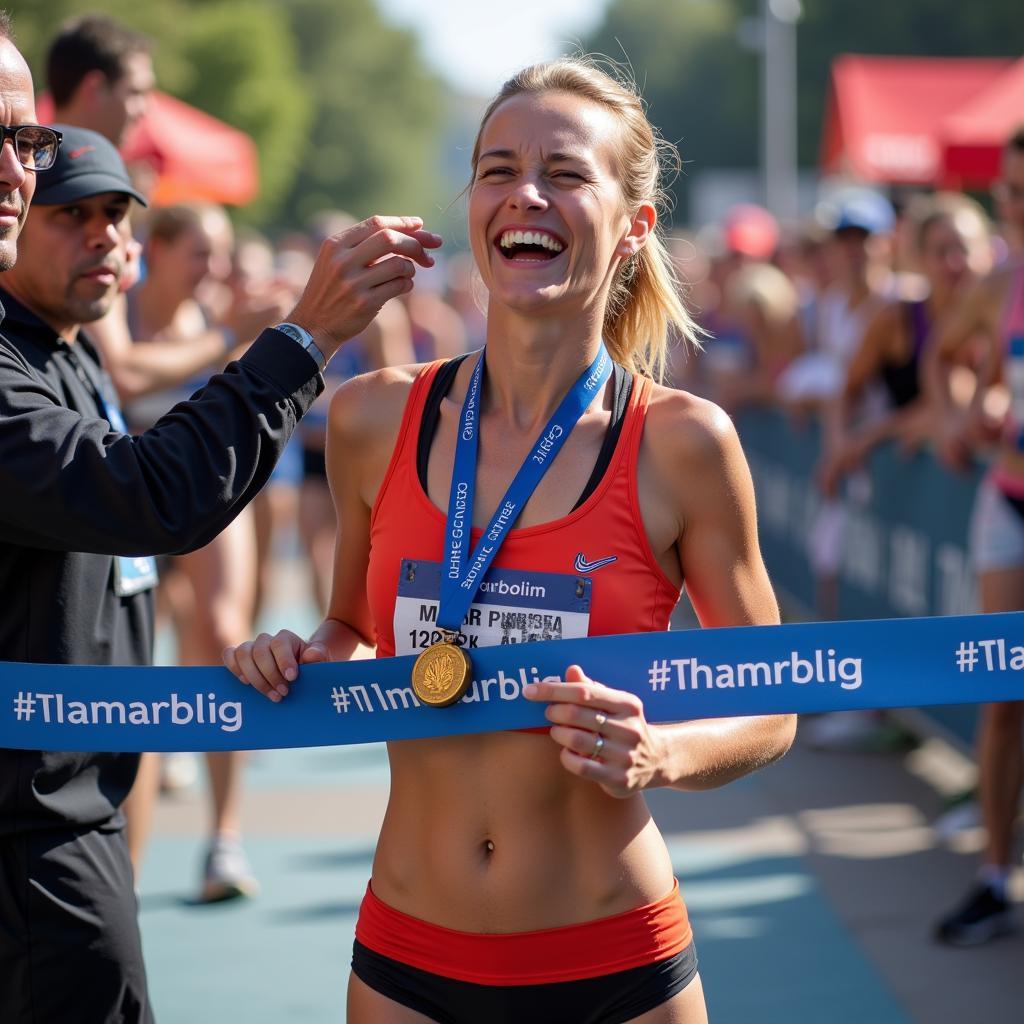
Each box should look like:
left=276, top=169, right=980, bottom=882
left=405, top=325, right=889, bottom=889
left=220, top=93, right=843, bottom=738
left=2, top=612, right=1023, bottom=752
left=438, top=343, right=612, bottom=632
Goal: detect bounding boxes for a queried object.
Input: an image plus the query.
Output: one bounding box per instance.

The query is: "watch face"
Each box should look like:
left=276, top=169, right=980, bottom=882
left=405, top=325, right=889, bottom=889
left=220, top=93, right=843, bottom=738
left=278, top=323, right=302, bottom=342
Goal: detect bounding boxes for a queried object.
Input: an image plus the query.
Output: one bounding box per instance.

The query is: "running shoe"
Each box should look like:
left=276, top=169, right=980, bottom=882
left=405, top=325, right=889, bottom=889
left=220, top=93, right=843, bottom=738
left=934, top=883, right=1015, bottom=946
left=198, top=835, right=260, bottom=903
left=160, top=751, right=199, bottom=795
left=933, top=797, right=980, bottom=842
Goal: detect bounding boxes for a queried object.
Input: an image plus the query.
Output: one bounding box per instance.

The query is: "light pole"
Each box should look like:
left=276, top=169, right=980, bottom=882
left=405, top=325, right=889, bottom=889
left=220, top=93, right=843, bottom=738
left=761, top=0, right=801, bottom=220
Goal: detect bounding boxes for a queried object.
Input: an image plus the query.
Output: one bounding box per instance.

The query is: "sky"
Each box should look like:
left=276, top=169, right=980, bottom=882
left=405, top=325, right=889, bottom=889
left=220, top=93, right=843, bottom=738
left=376, top=0, right=614, bottom=96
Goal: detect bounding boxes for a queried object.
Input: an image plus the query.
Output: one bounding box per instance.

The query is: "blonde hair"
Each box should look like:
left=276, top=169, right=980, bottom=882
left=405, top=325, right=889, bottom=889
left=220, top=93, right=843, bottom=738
left=906, top=191, right=990, bottom=254
left=728, top=263, right=798, bottom=325
left=470, top=56, right=702, bottom=380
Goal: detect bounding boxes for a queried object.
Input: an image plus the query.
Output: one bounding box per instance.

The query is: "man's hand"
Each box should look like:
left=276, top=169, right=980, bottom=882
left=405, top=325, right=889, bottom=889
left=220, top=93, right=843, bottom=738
left=287, top=215, right=442, bottom=359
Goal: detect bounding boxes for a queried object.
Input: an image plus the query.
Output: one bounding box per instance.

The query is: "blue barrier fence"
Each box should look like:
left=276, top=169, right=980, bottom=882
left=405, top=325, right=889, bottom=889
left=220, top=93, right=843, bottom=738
left=737, top=407, right=987, bottom=749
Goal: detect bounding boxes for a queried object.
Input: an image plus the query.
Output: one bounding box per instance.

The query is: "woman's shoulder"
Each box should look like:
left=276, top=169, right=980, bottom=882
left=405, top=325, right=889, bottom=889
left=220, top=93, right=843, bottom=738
left=642, top=381, right=742, bottom=475
left=328, top=361, right=429, bottom=444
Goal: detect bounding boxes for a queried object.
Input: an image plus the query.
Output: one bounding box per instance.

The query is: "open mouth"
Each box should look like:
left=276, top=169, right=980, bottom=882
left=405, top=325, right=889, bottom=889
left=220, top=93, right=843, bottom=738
left=496, top=229, right=566, bottom=263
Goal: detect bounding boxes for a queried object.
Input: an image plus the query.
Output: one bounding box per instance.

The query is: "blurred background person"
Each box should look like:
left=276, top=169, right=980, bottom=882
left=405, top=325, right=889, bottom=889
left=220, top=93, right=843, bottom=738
left=443, top=249, right=488, bottom=351
left=43, top=13, right=248, bottom=405
left=123, top=202, right=291, bottom=901
left=691, top=203, right=785, bottom=408
left=295, top=211, right=416, bottom=613
left=776, top=188, right=895, bottom=623
left=775, top=221, right=833, bottom=365
left=230, top=228, right=306, bottom=623
left=401, top=259, right=467, bottom=362
left=820, top=193, right=993, bottom=493
left=928, top=127, right=1024, bottom=947
left=47, top=13, right=154, bottom=148
left=718, top=259, right=804, bottom=408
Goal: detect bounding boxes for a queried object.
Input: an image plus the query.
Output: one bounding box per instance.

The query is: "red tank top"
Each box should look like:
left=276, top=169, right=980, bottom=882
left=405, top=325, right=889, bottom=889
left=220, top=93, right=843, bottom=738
left=368, top=360, right=681, bottom=657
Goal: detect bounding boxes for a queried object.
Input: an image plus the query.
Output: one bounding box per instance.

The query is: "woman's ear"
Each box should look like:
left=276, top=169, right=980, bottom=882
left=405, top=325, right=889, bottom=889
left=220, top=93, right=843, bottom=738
left=617, top=202, right=657, bottom=258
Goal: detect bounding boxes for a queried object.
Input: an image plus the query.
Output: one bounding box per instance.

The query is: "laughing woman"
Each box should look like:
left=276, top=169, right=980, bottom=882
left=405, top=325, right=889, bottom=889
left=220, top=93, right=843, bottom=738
left=226, top=58, right=794, bottom=1023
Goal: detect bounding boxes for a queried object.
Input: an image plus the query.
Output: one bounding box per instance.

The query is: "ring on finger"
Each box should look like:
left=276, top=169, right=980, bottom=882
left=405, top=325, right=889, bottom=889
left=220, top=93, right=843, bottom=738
left=594, top=712, right=607, bottom=729
left=591, top=734, right=605, bottom=759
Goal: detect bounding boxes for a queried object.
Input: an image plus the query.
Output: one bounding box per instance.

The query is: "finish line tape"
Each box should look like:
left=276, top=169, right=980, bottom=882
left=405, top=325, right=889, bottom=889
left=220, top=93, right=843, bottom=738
left=2, top=612, right=1021, bottom=752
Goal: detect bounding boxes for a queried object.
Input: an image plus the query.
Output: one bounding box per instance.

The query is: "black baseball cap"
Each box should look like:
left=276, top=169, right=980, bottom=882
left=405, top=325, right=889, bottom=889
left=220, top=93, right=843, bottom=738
left=32, top=125, right=148, bottom=208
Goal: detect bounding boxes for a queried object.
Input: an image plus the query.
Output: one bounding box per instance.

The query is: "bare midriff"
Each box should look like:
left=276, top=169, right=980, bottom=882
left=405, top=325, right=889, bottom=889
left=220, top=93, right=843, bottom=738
left=371, top=730, right=676, bottom=933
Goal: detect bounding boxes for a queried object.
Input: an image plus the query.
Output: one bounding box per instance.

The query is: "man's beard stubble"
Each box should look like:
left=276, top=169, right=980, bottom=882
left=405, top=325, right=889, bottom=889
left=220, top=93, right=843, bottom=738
left=0, top=190, right=26, bottom=272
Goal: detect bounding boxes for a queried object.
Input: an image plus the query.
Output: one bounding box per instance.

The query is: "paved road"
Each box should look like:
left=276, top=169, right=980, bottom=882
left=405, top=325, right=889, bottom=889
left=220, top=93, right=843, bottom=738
left=137, top=561, right=1024, bottom=1023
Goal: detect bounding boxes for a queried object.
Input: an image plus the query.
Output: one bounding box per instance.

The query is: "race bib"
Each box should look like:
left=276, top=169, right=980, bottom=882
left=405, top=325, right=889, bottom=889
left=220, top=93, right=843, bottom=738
left=113, top=555, right=160, bottom=597
left=394, top=560, right=591, bottom=655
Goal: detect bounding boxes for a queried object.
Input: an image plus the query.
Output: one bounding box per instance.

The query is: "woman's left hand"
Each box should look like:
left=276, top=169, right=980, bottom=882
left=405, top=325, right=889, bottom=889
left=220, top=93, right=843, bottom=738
left=524, top=665, right=665, bottom=798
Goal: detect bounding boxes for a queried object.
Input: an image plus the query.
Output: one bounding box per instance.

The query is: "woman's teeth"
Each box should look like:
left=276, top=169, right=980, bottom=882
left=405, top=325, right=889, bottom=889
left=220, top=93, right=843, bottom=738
left=498, top=230, right=564, bottom=253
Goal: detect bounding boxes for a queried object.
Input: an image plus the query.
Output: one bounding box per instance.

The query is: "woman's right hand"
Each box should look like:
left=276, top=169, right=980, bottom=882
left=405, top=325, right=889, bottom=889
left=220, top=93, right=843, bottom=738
left=223, top=630, right=330, bottom=702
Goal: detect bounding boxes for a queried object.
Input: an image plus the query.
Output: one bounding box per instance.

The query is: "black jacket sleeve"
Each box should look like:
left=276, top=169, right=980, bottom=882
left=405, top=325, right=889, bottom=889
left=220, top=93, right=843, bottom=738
left=0, top=329, right=323, bottom=556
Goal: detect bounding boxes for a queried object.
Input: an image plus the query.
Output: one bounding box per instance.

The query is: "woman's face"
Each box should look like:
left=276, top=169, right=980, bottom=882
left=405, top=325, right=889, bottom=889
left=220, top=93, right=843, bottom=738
left=468, top=90, right=645, bottom=320
left=919, top=213, right=989, bottom=295
left=154, top=215, right=233, bottom=298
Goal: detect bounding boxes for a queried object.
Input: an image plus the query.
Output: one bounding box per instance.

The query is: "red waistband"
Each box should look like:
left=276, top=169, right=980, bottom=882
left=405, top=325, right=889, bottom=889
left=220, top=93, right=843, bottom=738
left=355, top=879, right=691, bottom=986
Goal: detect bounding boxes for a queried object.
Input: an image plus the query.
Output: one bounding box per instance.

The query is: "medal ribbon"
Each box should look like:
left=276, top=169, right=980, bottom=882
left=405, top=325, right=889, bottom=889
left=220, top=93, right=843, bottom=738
left=437, top=343, right=612, bottom=634
left=2, top=612, right=1022, bottom=751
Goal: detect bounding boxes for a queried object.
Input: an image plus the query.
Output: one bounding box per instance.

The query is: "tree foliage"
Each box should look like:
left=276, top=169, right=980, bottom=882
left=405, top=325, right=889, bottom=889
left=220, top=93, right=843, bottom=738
left=168, top=2, right=311, bottom=222
left=581, top=0, right=759, bottom=224
left=280, top=0, right=446, bottom=228
left=8, top=0, right=445, bottom=229
left=581, top=0, right=1024, bottom=218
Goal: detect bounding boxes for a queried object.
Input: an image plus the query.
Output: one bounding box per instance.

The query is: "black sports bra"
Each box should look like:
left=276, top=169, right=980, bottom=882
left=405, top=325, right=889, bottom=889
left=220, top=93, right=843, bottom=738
left=416, top=354, right=633, bottom=513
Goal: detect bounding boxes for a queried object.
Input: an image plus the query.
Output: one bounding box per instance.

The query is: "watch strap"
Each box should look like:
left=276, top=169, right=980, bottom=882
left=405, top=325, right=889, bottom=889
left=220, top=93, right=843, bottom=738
left=273, top=322, right=326, bottom=371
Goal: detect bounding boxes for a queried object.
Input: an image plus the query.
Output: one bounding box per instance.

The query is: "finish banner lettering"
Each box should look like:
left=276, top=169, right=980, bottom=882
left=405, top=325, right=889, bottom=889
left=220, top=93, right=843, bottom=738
left=2, top=612, right=1023, bottom=752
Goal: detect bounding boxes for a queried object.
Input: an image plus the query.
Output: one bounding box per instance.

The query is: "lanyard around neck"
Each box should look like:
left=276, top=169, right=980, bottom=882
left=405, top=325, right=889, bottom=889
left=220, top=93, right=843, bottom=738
left=436, top=344, right=612, bottom=634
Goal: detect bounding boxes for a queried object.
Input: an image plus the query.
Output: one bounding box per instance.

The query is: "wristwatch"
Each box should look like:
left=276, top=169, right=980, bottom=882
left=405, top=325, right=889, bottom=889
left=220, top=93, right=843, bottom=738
left=273, top=321, right=326, bottom=371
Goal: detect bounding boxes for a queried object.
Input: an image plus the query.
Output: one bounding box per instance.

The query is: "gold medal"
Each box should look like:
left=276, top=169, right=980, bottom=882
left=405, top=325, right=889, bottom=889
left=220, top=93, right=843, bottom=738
left=412, top=638, right=472, bottom=708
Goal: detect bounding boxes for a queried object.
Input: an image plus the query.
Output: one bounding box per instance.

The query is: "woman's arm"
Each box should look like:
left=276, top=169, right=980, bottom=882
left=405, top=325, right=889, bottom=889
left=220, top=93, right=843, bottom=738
left=532, top=391, right=796, bottom=797
left=816, top=303, right=901, bottom=494
left=925, top=274, right=1002, bottom=468
left=650, top=395, right=794, bottom=791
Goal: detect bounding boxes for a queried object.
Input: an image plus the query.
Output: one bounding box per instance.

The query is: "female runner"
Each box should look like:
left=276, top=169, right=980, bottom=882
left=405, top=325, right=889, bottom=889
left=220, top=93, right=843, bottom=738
left=226, top=58, right=796, bottom=1023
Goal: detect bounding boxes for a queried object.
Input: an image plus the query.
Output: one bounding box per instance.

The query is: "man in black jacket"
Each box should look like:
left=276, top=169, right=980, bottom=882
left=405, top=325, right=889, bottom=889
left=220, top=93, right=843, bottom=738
left=0, top=22, right=440, bottom=1023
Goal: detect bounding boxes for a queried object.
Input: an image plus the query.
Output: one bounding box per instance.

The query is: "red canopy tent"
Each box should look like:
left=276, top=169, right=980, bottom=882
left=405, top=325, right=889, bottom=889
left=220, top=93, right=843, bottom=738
left=820, top=55, right=1014, bottom=185
left=939, top=58, right=1024, bottom=188
left=36, top=90, right=259, bottom=207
